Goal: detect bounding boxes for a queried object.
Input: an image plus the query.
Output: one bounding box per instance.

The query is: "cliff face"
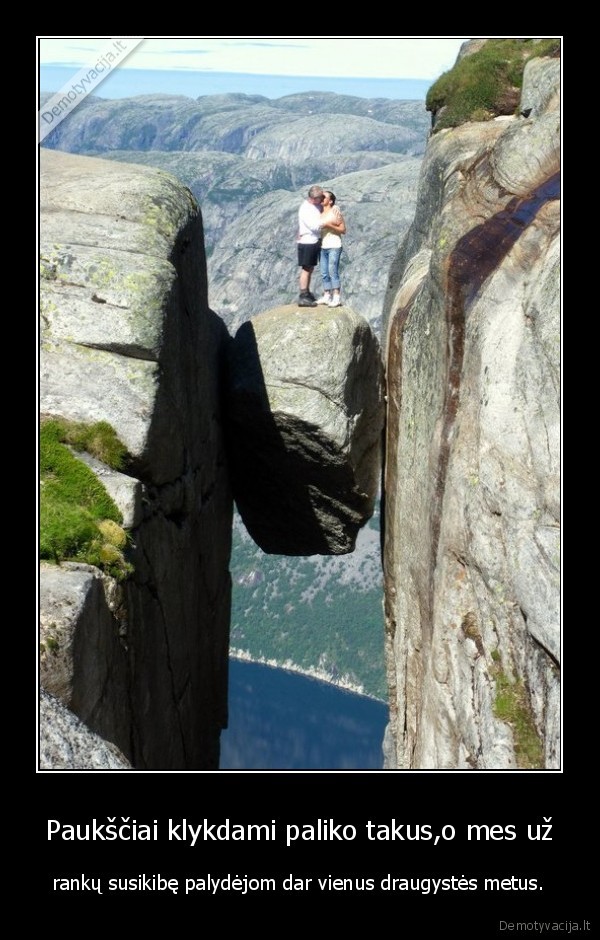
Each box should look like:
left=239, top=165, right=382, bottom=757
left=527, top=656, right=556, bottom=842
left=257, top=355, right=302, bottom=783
left=40, top=149, right=233, bottom=769
left=382, top=57, right=560, bottom=768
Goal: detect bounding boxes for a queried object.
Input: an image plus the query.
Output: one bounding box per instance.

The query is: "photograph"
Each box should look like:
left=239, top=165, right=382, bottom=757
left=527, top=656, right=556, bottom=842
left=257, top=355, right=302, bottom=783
left=38, top=36, right=561, bottom=775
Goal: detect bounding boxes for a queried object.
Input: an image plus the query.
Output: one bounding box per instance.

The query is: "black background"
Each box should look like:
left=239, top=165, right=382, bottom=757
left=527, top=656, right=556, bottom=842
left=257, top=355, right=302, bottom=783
left=35, top=34, right=574, bottom=937
left=37, top=771, right=588, bottom=935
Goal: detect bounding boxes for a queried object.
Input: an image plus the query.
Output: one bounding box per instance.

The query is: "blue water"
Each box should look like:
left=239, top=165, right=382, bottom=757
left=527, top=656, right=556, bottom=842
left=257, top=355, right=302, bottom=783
left=39, top=66, right=431, bottom=102
left=220, top=659, right=389, bottom=770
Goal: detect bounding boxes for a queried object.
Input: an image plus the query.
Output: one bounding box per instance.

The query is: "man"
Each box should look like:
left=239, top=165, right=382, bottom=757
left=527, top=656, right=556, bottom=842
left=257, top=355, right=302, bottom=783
left=296, top=185, right=324, bottom=307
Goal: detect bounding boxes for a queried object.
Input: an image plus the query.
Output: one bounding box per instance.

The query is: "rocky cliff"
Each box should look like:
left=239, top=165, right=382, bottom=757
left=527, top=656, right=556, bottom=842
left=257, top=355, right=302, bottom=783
left=40, top=149, right=233, bottom=769
left=382, top=51, right=560, bottom=768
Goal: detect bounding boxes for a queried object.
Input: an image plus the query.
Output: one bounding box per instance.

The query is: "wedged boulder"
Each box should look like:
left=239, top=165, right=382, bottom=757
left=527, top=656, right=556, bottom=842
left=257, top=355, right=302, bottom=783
left=227, top=305, right=384, bottom=555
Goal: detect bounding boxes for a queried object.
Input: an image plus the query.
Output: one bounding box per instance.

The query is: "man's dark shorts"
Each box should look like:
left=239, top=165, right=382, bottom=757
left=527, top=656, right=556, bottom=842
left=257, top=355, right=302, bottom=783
left=298, top=241, right=321, bottom=269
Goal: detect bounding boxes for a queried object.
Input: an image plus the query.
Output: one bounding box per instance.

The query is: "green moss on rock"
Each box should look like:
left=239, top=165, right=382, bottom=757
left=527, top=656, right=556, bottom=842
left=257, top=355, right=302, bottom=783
left=492, top=661, right=544, bottom=769
left=426, top=39, right=561, bottom=132
left=42, top=416, right=128, bottom=470
left=40, top=419, right=132, bottom=580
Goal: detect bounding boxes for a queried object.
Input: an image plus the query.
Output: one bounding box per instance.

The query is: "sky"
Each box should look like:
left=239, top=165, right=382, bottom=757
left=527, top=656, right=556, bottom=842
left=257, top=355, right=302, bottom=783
left=38, top=37, right=471, bottom=82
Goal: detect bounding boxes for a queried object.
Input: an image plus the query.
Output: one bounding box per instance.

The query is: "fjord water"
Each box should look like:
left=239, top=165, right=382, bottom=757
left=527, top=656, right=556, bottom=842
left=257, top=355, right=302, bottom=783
left=220, top=658, right=389, bottom=770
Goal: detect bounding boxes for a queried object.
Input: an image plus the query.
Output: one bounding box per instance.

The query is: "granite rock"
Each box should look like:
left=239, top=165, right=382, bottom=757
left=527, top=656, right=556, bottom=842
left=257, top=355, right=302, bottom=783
left=227, top=305, right=384, bottom=554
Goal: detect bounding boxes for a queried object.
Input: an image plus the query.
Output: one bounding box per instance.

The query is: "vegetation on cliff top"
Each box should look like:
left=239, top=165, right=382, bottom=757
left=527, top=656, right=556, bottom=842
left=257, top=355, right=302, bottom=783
left=40, top=418, right=132, bottom=580
left=426, top=38, right=561, bottom=132
left=43, top=417, right=129, bottom=469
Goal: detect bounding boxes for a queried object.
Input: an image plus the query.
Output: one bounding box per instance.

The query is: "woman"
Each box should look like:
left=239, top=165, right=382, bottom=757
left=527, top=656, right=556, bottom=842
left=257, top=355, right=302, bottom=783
left=316, top=190, right=346, bottom=307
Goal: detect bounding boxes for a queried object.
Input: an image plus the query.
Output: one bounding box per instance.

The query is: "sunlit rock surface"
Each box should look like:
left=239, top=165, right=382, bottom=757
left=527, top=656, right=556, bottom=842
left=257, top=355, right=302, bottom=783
left=40, top=689, right=132, bottom=770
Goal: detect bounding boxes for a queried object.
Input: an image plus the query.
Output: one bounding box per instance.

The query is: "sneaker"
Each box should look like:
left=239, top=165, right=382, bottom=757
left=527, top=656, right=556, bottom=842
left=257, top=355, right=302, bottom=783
left=306, top=290, right=317, bottom=302
left=328, top=295, right=342, bottom=307
left=298, top=294, right=317, bottom=307
left=316, top=294, right=331, bottom=305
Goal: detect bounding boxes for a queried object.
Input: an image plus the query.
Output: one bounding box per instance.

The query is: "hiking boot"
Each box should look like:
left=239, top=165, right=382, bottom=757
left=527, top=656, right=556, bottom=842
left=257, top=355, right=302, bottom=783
left=298, top=292, right=317, bottom=307
left=306, top=290, right=317, bottom=302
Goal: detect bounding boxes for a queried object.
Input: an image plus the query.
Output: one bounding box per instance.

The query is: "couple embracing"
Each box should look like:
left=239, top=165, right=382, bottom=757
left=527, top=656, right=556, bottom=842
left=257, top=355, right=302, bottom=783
left=297, top=184, right=346, bottom=308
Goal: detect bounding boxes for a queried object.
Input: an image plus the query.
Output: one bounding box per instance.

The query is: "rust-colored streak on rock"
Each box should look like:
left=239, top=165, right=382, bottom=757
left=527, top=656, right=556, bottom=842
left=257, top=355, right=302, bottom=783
left=430, top=171, right=561, bottom=592
left=452, top=171, right=560, bottom=306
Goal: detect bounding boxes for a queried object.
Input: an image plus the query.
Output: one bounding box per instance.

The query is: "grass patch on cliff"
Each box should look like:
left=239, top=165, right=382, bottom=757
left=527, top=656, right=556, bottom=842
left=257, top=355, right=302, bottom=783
left=426, top=38, right=561, bottom=132
left=42, top=416, right=129, bottom=470
left=492, top=663, right=544, bottom=769
left=40, top=419, right=132, bottom=580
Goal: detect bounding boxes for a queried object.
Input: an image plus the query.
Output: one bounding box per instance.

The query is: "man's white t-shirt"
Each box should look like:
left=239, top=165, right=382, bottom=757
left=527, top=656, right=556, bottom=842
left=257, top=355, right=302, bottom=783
left=297, top=200, right=322, bottom=244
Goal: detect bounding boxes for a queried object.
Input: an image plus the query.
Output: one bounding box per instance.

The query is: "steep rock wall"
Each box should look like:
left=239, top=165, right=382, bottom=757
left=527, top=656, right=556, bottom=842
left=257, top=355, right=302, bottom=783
left=40, top=149, right=233, bottom=769
left=382, top=58, right=560, bottom=769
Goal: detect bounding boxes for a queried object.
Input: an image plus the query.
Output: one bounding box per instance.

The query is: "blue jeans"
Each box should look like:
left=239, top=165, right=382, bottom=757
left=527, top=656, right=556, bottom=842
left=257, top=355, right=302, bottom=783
left=320, top=247, right=342, bottom=291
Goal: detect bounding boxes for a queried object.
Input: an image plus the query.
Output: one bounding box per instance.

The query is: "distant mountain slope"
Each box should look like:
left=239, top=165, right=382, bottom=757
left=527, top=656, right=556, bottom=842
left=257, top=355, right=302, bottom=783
left=41, top=90, right=429, bottom=326
left=41, top=93, right=290, bottom=153
left=244, top=113, right=423, bottom=162
left=271, top=91, right=431, bottom=129
left=41, top=91, right=429, bottom=157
